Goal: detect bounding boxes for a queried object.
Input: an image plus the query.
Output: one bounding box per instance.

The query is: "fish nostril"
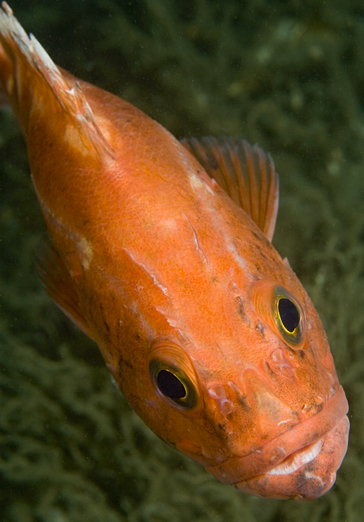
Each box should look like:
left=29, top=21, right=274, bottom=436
left=268, top=348, right=296, bottom=379
left=208, top=385, right=234, bottom=416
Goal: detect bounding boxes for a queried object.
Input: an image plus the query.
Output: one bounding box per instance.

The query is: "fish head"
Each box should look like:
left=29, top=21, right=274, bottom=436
left=143, top=273, right=349, bottom=500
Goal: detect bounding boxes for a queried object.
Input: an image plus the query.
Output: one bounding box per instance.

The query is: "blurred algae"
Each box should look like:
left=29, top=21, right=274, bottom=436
left=1, top=0, right=364, bottom=520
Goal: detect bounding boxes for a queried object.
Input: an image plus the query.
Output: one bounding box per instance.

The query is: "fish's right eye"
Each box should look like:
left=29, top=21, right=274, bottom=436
left=157, top=369, right=186, bottom=400
left=150, top=361, right=197, bottom=409
left=148, top=339, right=203, bottom=412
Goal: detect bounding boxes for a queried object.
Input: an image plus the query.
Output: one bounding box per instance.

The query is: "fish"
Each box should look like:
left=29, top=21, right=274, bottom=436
left=0, top=2, right=349, bottom=500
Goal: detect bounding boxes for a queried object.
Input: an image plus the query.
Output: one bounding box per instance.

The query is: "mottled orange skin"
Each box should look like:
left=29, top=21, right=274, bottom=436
left=0, top=5, right=349, bottom=500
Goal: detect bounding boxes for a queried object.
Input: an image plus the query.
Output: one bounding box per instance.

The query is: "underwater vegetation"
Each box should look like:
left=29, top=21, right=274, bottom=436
left=1, top=0, right=364, bottom=520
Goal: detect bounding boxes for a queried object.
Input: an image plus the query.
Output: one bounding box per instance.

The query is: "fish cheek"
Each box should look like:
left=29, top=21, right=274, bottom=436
left=184, top=406, right=232, bottom=459
left=146, top=384, right=233, bottom=461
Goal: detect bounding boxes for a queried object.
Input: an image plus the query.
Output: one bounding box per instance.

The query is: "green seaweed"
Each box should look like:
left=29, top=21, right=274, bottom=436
left=1, top=0, right=364, bottom=520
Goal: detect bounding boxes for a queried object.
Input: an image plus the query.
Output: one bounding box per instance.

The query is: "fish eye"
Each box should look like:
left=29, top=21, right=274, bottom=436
left=274, top=288, right=304, bottom=345
left=252, top=281, right=305, bottom=348
left=150, top=361, right=198, bottom=410
left=148, top=339, right=202, bottom=411
left=157, top=369, right=186, bottom=399
left=278, top=297, right=300, bottom=333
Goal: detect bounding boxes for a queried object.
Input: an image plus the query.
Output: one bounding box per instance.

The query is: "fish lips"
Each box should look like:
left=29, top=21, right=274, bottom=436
left=206, top=386, right=349, bottom=500
left=234, top=415, right=349, bottom=500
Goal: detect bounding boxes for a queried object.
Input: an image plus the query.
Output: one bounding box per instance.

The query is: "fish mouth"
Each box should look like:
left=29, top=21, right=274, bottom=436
left=206, top=386, right=349, bottom=500
left=235, top=415, right=350, bottom=500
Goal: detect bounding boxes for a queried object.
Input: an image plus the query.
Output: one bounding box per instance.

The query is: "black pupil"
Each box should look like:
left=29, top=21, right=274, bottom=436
left=278, top=298, right=300, bottom=333
left=157, top=370, right=186, bottom=400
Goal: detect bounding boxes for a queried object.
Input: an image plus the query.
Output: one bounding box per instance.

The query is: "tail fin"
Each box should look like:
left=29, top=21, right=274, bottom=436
left=0, top=2, right=113, bottom=158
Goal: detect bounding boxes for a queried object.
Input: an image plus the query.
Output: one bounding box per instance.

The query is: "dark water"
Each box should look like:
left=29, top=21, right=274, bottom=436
left=1, top=0, right=364, bottom=520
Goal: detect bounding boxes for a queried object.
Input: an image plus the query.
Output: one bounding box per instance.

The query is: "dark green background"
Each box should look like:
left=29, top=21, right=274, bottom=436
left=1, top=1, right=363, bottom=520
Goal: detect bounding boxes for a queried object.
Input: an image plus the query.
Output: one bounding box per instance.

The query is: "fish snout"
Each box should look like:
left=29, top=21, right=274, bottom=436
left=205, top=386, right=349, bottom=499
left=234, top=414, right=349, bottom=499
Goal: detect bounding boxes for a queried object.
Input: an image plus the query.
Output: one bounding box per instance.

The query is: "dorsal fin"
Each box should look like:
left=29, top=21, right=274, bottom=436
left=181, top=137, right=279, bottom=242
left=35, top=237, right=92, bottom=339
left=0, top=2, right=113, bottom=159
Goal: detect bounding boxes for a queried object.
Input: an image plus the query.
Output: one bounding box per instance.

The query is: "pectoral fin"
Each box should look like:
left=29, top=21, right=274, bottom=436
left=35, top=237, right=92, bottom=339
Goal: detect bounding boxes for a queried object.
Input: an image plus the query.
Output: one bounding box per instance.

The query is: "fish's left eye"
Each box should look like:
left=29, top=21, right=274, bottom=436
left=253, top=281, right=305, bottom=348
left=148, top=339, right=202, bottom=411
left=278, top=297, right=300, bottom=334
left=275, top=289, right=304, bottom=345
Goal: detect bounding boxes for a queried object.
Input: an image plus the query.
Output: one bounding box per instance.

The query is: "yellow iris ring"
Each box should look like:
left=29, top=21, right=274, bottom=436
left=274, top=287, right=304, bottom=346
left=252, top=281, right=306, bottom=350
left=148, top=339, right=202, bottom=411
left=150, top=361, right=197, bottom=410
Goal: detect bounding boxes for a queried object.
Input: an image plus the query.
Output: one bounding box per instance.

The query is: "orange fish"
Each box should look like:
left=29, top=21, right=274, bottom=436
left=0, top=3, right=349, bottom=500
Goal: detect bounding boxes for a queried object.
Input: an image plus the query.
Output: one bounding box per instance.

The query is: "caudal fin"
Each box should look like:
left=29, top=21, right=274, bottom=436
left=0, top=2, right=112, bottom=158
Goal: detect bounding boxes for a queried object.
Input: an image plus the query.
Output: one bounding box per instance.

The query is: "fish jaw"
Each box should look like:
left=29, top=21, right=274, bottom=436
left=205, top=386, right=349, bottom=499
left=234, top=415, right=349, bottom=499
